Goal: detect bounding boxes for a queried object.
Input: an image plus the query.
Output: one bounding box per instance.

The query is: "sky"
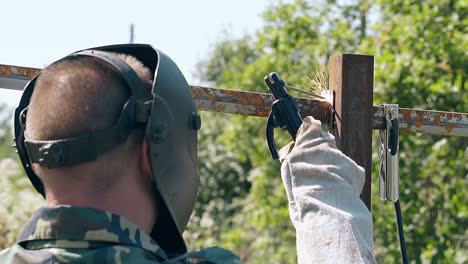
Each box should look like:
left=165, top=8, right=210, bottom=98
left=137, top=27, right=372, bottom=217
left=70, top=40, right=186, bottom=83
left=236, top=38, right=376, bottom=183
left=1, top=0, right=270, bottom=106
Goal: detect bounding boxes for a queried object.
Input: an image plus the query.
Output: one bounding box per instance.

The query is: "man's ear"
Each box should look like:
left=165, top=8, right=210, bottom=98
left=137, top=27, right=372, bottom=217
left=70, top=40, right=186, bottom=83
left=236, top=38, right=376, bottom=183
left=141, top=137, right=154, bottom=181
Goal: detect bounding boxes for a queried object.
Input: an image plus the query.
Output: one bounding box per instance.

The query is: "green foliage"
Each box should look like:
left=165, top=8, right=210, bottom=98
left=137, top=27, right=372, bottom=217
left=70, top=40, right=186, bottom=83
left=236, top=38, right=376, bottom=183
left=186, top=0, right=467, bottom=263
left=0, top=104, right=15, bottom=160
left=0, top=104, right=44, bottom=249
left=368, top=1, right=467, bottom=262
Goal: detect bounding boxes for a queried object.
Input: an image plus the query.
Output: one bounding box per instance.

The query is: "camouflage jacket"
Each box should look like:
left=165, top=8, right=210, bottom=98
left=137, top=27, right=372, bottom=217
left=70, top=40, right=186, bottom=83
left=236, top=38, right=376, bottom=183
left=0, top=206, right=241, bottom=263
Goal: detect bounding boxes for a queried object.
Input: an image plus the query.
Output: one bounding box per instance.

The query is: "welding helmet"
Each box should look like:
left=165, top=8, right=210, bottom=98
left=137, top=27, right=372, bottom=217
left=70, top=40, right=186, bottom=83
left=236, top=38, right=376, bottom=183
left=14, top=44, right=201, bottom=256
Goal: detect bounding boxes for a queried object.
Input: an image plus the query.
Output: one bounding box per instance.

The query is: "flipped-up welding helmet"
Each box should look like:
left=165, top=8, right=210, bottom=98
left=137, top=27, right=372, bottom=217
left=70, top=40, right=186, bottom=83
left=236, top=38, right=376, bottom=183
left=14, top=44, right=201, bottom=256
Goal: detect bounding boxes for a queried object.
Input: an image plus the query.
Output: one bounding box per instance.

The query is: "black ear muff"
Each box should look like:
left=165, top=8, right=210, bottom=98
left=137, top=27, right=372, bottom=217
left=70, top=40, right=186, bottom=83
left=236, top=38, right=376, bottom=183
left=15, top=77, right=45, bottom=196
left=191, top=112, right=202, bottom=131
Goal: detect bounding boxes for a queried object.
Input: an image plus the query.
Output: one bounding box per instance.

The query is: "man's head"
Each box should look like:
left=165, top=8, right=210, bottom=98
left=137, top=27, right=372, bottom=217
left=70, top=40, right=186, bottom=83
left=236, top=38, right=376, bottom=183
left=26, top=53, right=152, bottom=190
left=25, top=52, right=157, bottom=233
left=15, top=44, right=200, bottom=255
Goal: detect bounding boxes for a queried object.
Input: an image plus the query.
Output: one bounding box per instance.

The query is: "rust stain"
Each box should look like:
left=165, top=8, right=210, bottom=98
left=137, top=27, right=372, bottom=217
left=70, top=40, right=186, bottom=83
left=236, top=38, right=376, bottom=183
left=401, top=110, right=414, bottom=127
left=218, top=104, right=226, bottom=111
left=433, top=115, right=441, bottom=125
left=223, top=89, right=236, bottom=96
left=236, top=93, right=249, bottom=105
left=445, top=124, right=454, bottom=132
left=258, top=109, right=271, bottom=117
left=249, top=94, right=264, bottom=106
left=207, top=93, right=215, bottom=101
left=414, top=110, right=430, bottom=128
left=191, top=87, right=201, bottom=97
left=447, top=113, right=453, bottom=120
left=196, top=103, right=203, bottom=110
left=0, top=65, right=13, bottom=76
left=27, top=68, right=39, bottom=78
left=416, top=111, right=423, bottom=127
left=16, top=67, right=26, bottom=76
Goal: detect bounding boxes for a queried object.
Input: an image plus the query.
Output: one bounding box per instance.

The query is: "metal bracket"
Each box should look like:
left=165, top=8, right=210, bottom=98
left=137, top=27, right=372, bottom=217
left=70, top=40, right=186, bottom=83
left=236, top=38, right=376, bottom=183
left=379, top=104, right=400, bottom=202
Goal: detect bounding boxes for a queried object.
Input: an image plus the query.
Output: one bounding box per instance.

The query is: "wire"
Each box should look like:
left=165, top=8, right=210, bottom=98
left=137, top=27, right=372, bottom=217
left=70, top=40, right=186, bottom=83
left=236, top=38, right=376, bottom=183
left=394, top=199, right=409, bottom=264
left=284, top=84, right=326, bottom=99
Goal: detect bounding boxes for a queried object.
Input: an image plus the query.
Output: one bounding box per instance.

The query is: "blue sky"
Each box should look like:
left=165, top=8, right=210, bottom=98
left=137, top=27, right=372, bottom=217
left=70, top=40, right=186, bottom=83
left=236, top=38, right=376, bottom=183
left=1, top=0, right=271, bottom=106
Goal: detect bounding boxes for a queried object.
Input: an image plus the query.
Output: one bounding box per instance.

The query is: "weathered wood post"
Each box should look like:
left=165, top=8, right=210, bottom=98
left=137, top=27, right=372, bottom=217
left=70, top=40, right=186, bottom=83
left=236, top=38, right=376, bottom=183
left=329, top=54, right=374, bottom=210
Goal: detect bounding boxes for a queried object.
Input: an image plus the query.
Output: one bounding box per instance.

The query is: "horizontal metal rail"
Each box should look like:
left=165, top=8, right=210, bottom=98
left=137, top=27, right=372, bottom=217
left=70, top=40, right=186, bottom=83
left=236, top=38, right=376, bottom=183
left=191, top=86, right=333, bottom=124
left=1, top=64, right=467, bottom=137
left=373, top=107, right=467, bottom=137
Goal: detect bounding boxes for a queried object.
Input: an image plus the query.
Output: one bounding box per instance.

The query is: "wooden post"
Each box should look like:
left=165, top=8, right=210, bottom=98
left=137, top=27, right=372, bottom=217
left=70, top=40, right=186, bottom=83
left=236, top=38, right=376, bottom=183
left=329, top=54, right=374, bottom=210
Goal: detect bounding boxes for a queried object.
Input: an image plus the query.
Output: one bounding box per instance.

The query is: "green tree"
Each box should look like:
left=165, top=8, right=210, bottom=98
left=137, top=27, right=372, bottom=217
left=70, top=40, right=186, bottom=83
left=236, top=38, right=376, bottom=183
left=0, top=103, right=44, bottom=249
left=367, top=1, right=467, bottom=262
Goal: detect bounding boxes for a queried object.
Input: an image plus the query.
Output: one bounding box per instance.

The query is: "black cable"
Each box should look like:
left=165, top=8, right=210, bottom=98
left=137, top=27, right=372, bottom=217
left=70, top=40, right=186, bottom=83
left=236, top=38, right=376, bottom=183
left=394, top=199, right=408, bottom=264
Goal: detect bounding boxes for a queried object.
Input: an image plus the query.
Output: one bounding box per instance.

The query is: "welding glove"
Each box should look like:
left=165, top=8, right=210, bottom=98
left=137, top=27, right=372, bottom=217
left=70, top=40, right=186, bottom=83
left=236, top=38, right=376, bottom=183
left=279, top=116, right=376, bottom=264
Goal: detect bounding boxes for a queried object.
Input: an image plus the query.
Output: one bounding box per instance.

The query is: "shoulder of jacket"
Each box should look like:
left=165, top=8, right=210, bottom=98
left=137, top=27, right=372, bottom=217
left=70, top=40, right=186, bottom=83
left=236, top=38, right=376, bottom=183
left=0, top=244, right=169, bottom=263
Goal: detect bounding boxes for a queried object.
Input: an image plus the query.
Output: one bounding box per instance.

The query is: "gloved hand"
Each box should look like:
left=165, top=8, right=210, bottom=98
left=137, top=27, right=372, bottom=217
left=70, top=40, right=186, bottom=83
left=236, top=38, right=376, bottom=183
left=279, top=116, right=376, bottom=264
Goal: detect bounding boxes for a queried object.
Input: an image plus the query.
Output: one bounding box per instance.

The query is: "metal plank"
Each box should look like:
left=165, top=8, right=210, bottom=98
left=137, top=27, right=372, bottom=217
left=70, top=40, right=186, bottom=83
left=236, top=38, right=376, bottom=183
left=1, top=64, right=467, bottom=137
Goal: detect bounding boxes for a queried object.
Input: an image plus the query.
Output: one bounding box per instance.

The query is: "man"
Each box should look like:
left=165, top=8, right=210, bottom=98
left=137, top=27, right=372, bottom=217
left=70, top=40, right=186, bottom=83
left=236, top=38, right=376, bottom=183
left=0, top=44, right=375, bottom=263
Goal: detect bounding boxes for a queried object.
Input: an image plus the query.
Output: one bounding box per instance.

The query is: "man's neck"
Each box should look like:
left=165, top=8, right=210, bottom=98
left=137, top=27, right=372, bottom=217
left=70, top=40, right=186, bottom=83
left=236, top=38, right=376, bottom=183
left=45, top=172, right=157, bottom=234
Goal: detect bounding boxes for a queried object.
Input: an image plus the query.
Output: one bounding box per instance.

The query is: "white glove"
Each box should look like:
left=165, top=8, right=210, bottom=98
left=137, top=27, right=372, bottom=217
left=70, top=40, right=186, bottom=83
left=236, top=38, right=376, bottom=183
left=279, top=116, right=376, bottom=264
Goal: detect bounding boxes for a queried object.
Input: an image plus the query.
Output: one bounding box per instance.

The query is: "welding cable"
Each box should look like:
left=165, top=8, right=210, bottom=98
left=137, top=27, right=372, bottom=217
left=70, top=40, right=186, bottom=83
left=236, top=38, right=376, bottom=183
left=395, top=199, right=408, bottom=264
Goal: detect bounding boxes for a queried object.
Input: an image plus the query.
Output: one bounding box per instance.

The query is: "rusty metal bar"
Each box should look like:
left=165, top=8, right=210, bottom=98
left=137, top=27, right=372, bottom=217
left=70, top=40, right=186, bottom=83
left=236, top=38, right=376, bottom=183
left=0, top=64, right=40, bottom=79
left=1, top=64, right=467, bottom=137
left=0, top=64, right=40, bottom=91
left=373, top=107, right=467, bottom=137
left=191, top=86, right=332, bottom=124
